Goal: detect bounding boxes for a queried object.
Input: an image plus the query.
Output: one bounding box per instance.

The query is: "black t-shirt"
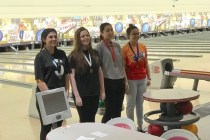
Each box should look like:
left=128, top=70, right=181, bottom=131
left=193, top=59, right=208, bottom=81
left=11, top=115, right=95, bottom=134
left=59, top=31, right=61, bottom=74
left=34, top=49, right=70, bottom=91
left=69, top=50, right=100, bottom=97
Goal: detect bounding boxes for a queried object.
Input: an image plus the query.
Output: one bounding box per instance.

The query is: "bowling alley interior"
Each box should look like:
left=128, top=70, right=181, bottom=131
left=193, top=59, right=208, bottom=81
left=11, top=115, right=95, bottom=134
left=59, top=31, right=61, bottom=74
left=1, top=0, right=210, bottom=140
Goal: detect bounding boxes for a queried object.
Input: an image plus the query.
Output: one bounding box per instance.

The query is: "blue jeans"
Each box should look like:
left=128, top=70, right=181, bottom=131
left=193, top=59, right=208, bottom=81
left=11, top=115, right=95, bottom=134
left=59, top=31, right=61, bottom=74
left=126, top=79, right=146, bottom=128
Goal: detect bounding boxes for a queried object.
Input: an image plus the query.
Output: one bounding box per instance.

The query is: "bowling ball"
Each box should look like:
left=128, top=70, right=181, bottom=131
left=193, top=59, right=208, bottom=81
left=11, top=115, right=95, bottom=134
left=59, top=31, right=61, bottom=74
left=148, top=124, right=164, bottom=136
left=181, top=124, right=198, bottom=135
left=176, top=101, right=193, bottom=115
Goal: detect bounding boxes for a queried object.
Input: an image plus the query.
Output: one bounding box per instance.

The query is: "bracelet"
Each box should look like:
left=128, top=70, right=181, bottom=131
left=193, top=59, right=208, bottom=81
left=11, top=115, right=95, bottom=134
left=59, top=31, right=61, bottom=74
left=147, top=78, right=151, bottom=80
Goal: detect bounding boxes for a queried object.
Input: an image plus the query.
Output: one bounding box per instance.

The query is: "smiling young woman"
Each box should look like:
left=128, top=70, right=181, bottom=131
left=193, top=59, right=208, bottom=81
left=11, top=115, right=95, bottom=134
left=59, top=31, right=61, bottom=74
left=95, top=23, right=128, bottom=123
left=34, top=28, right=70, bottom=140
left=122, top=24, right=151, bottom=132
left=68, top=27, right=105, bottom=123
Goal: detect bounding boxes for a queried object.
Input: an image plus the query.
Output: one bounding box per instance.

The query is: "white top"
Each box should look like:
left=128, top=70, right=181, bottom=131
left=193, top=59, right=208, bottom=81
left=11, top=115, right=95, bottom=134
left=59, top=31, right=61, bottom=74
left=46, top=123, right=166, bottom=140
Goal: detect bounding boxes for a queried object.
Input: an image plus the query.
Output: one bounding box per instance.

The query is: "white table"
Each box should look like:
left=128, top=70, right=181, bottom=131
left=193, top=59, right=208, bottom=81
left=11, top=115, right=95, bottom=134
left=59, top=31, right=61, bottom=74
left=46, top=123, right=166, bottom=140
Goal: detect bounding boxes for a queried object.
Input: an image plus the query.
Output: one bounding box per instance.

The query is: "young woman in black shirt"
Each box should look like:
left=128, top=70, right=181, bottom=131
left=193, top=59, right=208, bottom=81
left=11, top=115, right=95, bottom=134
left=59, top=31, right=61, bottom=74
left=68, top=27, right=105, bottom=122
left=34, top=28, right=70, bottom=140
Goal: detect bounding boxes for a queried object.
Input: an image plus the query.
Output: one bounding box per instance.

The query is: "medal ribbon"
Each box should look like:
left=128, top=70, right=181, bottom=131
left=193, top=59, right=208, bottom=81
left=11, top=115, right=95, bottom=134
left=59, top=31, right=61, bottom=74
left=104, top=40, right=116, bottom=62
left=128, top=42, right=140, bottom=62
left=84, top=53, right=92, bottom=67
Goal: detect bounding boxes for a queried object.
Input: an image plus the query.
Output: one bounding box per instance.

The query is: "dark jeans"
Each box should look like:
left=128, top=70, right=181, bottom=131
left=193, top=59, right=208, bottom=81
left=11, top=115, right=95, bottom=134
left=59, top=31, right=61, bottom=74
left=102, top=78, right=125, bottom=123
left=36, top=101, right=63, bottom=140
left=75, top=95, right=99, bottom=122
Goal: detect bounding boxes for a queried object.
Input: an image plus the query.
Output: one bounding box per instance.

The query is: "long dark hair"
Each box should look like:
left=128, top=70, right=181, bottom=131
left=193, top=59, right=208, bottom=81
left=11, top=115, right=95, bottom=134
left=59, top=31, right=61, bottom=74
left=126, top=24, right=138, bottom=39
left=99, top=22, right=111, bottom=40
left=69, top=27, right=100, bottom=74
left=40, top=28, right=57, bottom=51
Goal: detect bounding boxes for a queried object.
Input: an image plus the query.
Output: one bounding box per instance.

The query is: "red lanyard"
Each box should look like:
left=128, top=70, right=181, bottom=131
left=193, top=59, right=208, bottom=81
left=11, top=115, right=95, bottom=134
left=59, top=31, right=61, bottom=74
left=103, top=40, right=116, bottom=61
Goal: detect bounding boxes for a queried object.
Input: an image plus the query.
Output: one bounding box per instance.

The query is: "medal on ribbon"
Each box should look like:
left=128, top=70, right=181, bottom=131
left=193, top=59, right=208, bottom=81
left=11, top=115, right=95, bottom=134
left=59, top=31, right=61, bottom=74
left=104, top=40, right=116, bottom=67
left=84, top=52, right=93, bottom=73
left=128, top=42, right=140, bottom=68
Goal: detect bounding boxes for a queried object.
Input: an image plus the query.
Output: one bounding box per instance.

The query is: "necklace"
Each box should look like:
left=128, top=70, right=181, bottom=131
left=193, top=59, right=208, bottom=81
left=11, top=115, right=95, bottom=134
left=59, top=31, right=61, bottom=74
left=103, top=40, right=116, bottom=61
left=103, top=40, right=116, bottom=67
left=83, top=52, right=93, bottom=73
left=128, top=42, right=140, bottom=68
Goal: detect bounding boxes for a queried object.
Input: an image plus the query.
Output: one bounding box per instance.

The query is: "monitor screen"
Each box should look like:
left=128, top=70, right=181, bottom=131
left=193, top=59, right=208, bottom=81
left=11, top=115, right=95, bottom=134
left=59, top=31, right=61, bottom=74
left=42, top=91, right=68, bottom=115
left=36, top=87, right=71, bottom=125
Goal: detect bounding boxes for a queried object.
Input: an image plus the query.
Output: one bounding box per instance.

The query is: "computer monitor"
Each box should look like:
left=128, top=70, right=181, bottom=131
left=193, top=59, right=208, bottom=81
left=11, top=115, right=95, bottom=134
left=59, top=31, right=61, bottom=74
left=36, top=87, right=71, bottom=125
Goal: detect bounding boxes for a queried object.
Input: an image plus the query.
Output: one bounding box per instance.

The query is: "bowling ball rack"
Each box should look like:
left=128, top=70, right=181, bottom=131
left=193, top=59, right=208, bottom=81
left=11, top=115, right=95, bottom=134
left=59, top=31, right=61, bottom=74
left=144, top=107, right=200, bottom=130
left=143, top=89, right=200, bottom=132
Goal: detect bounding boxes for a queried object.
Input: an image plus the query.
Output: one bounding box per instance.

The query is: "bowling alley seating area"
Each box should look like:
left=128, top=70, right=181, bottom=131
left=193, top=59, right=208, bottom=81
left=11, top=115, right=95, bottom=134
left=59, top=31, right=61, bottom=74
left=1, top=31, right=210, bottom=139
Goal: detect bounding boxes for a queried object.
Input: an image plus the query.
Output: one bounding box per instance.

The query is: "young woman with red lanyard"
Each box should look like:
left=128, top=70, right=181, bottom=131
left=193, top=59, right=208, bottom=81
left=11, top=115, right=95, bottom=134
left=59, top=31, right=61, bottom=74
left=95, top=22, right=128, bottom=123
left=122, top=24, right=151, bottom=132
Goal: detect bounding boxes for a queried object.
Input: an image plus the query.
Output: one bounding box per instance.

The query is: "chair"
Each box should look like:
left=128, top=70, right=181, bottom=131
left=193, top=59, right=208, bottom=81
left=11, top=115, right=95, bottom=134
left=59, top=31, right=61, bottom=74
left=106, top=117, right=136, bottom=130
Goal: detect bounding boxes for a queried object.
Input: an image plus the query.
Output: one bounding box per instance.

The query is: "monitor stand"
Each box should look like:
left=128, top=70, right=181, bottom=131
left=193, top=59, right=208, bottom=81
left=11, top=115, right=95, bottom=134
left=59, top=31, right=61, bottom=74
left=28, top=84, right=39, bottom=118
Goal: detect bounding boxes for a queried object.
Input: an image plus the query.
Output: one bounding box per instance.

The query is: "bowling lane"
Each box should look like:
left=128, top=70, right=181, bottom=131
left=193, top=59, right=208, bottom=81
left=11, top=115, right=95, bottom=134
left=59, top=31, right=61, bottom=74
left=0, top=63, right=34, bottom=71
left=0, top=53, right=36, bottom=56
left=0, top=71, right=35, bottom=84
left=140, top=42, right=210, bottom=46
left=147, top=47, right=210, bottom=50
left=147, top=49, right=210, bottom=53
left=147, top=53, right=202, bottom=57
left=0, top=47, right=74, bottom=54
left=0, top=49, right=73, bottom=57
left=0, top=58, right=33, bottom=63
left=0, top=54, right=35, bottom=58
left=0, top=57, right=34, bottom=60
